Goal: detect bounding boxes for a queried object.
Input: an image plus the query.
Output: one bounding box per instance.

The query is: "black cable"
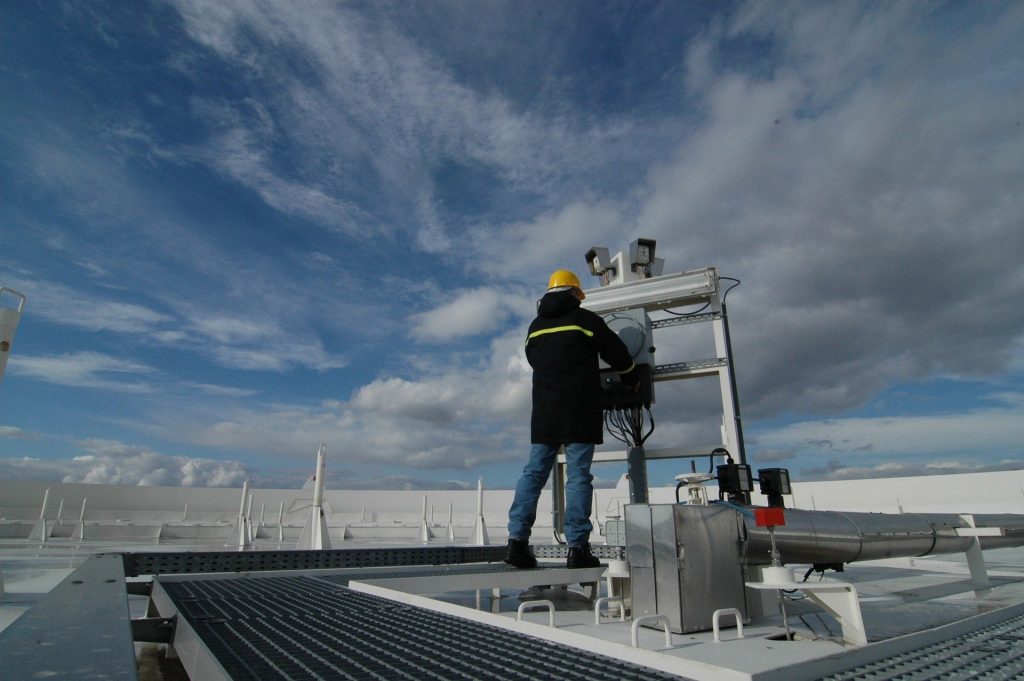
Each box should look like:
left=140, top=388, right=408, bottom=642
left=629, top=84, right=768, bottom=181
left=661, top=302, right=711, bottom=317
left=720, top=276, right=741, bottom=303
left=640, top=407, right=655, bottom=446
left=604, top=412, right=629, bottom=445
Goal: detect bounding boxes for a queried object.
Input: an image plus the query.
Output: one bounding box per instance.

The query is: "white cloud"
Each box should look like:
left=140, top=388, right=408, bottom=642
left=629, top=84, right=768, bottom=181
left=799, top=458, right=1024, bottom=482
left=0, top=438, right=249, bottom=487
left=4, top=271, right=348, bottom=376
left=11, top=278, right=173, bottom=335
left=755, top=393, right=1024, bottom=458
left=408, top=288, right=530, bottom=342
left=0, top=426, right=32, bottom=440
left=184, top=382, right=259, bottom=398
left=167, top=0, right=655, bottom=252
left=11, top=352, right=157, bottom=393
left=149, top=331, right=533, bottom=469
left=626, top=2, right=1024, bottom=418
left=469, top=200, right=627, bottom=285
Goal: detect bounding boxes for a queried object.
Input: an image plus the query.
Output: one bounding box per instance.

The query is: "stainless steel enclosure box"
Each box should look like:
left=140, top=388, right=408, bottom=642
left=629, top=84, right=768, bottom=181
left=626, top=503, right=747, bottom=634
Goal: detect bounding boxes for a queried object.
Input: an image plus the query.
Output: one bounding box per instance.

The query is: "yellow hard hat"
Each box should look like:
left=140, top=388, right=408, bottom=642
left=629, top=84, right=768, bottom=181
left=547, top=269, right=585, bottom=299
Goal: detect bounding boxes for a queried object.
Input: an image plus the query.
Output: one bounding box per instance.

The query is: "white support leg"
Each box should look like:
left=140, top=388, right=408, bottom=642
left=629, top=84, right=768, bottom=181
left=958, top=515, right=1002, bottom=588
left=748, top=573, right=868, bottom=647
left=802, top=587, right=867, bottom=647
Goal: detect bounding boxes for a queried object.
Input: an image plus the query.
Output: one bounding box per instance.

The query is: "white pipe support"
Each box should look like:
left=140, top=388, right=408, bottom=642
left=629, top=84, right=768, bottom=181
left=631, top=615, right=672, bottom=649
left=516, top=600, right=555, bottom=627
left=593, top=597, right=626, bottom=624
left=712, top=608, right=745, bottom=642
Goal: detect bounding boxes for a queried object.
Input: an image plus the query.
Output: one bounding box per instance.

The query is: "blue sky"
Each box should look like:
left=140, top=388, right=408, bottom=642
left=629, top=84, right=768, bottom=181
left=1, top=1, right=1022, bottom=490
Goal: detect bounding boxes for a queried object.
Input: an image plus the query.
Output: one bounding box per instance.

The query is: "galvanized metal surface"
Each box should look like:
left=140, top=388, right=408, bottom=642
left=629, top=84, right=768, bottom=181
left=625, top=503, right=658, bottom=622
left=345, top=562, right=608, bottom=594
left=817, top=609, right=1024, bottom=680
left=123, top=545, right=506, bottom=576
left=653, top=504, right=748, bottom=634
left=159, top=573, right=687, bottom=681
left=0, top=553, right=137, bottom=680
left=581, top=267, right=719, bottom=314
left=122, top=544, right=624, bottom=577
left=744, top=510, right=1024, bottom=566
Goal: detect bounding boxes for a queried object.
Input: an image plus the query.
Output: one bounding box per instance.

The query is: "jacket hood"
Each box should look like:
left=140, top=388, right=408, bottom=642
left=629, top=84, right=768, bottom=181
left=537, top=290, right=581, bottom=318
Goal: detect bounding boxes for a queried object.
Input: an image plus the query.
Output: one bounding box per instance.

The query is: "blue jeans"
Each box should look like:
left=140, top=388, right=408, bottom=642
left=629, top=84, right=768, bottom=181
left=507, top=442, right=596, bottom=547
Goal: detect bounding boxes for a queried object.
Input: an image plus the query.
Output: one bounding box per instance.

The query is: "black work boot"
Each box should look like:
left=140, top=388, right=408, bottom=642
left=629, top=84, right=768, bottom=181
left=566, top=543, right=601, bottom=569
left=504, top=539, right=538, bottom=569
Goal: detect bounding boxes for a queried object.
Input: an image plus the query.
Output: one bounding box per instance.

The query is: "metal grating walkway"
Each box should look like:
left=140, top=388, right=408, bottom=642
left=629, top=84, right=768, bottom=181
left=819, top=610, right=1024, bottom=680
left=162, top=575, right=689, bottom=681
left=122, top=544, right=624, bottom=577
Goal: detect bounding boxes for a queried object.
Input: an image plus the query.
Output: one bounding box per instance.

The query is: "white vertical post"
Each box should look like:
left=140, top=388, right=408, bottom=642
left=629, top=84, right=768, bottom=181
left=182, top=504, right=188, bottom=522
left=29, top=488, right=49, bottom=542
left=312, top=443, right=326, bottom=507
left=76, top=497, right=88, bottom=541
left=710, top=293, right=741, bottom=460
left=277, top=501, right=285, bottom=542
left=447, top=501, right=456, bottom=541
left=238, top=479, right=249, bottom=517
left=56, top=498, right=64, bottom=522
left=960, top=514, right=991, bottom=587
left=233, top=478, right=251, bottom=549
left=472, top=477, right=489, bottom=545
left=419, top=495, right=430, bottom=544
left=245, top=492, right=255, bottom=543
left=297, top=443, right=331, bottom=550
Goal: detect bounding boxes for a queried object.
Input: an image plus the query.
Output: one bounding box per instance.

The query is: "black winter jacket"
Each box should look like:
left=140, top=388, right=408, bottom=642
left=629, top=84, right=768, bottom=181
left=526, top=291, right=639, bottom=444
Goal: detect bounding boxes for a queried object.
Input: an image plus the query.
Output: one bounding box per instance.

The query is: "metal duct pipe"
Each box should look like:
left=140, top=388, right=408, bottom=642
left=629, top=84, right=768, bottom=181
left=743, top=509, right=1024, bottom=566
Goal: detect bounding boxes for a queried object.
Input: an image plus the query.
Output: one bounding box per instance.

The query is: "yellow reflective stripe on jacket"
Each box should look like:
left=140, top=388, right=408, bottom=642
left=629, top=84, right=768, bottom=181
left=618, top=362, right=636, bottom=374
left=526, top=324, right=595, bottom=343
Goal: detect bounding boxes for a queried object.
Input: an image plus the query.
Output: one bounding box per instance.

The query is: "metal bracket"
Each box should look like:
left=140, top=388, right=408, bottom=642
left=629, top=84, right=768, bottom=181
left=131, top=615, right=177, bottom=643
left=747, top=578, right=867, bottom=646
left=126, top=581, right=152, bottom=596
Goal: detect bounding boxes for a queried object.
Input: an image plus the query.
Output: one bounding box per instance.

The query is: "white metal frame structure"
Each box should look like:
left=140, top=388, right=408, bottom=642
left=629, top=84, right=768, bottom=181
left=554, top=266, right=745, bottom=493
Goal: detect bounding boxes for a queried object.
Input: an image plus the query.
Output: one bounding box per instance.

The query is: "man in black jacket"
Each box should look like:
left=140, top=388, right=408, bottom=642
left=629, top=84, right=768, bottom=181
left=505, top=269, right=640, bottom=569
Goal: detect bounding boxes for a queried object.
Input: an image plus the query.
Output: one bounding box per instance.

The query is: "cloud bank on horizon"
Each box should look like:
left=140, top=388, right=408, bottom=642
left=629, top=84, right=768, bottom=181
left=1, top=1, right=1022, bottom=488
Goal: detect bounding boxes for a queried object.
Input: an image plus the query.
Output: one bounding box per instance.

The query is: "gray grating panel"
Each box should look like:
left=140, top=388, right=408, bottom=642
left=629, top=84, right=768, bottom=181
left=122, top=546, right=506, bottom=576
left=819, top=611, right=1024, bottom=680
left=122, top=544, right=624, bottom=577
left=162, top=575, right=688, bottom=681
